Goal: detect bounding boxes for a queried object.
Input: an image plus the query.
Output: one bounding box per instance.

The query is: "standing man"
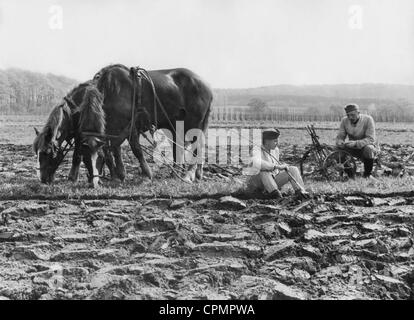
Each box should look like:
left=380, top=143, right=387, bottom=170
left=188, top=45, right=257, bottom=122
left=336, top=104, right=377, bottom=178
left=246, top=129, right=309, bottom=199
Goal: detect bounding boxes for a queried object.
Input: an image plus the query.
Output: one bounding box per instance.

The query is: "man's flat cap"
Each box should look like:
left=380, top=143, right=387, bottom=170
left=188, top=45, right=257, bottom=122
left=344, top=104, right=360, bottom=113
left=262, top=128, right=280, bottom=140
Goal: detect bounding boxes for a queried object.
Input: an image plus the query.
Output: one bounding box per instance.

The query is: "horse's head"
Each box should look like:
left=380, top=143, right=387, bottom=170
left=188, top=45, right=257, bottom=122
left=33, top=104, right=70, bottom=184
left=33, top=126, right=62, bottom=183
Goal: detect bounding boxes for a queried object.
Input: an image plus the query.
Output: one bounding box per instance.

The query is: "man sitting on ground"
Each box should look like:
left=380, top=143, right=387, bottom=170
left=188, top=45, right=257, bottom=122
left=336, top=104, right=377, bottom=178
left=246, top=128, right=309, bottom=199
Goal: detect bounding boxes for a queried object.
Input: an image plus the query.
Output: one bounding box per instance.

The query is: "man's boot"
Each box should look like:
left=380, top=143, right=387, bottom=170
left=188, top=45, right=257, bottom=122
left=295, top=189, right=311, bottom=200
left=345, top=167, right=355, bottom=179
left=269, top=189, right=283, bottom=199
left=363, top=158, right=374, bottom=178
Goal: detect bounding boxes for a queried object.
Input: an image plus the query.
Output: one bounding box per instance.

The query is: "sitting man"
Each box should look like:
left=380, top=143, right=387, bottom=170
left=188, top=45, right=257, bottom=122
left=246, top=128, right=309, bottom=199
left=336, top=104, right=377, bottom=178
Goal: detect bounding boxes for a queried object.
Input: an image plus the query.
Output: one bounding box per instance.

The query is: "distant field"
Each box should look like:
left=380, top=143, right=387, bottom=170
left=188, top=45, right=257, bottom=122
left=1, top=115, right=413, bottom=146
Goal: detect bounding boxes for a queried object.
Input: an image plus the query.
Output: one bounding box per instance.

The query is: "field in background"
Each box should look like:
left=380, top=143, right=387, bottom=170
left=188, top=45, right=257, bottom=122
left=1, top=115, right=414, bottom=146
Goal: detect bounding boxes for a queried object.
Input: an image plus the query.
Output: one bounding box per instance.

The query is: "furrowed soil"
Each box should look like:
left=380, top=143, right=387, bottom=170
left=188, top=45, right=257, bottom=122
left=0, top=143, right=414, bottom=300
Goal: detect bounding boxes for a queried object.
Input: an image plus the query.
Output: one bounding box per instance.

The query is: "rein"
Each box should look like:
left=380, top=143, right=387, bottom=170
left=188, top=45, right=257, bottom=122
left=53, top=138, right=75, bottom=169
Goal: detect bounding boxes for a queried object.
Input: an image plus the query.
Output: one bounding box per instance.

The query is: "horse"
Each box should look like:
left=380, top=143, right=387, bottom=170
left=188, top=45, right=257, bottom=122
left=92, top=64, right=213, bottom=182
left=33, top=81, right=109, bottom=186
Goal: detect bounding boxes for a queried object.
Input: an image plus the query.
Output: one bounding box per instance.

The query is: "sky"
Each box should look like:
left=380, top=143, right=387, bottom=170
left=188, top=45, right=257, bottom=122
left=0, top=0, right=413, bottom=88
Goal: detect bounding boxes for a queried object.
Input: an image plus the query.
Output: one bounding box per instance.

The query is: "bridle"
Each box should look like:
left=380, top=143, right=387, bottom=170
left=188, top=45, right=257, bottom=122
left=35, top=99, right=77, bottom=172
left=51, top=138, right=75, bottom=171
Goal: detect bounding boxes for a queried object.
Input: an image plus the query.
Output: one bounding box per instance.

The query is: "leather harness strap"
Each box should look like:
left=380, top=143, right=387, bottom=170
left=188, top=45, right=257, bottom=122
left=128, top=67, right=138, bottom=143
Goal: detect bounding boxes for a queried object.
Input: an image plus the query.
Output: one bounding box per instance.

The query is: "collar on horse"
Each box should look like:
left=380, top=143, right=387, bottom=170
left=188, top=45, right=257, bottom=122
left=126, top=66, right=177, bottom=139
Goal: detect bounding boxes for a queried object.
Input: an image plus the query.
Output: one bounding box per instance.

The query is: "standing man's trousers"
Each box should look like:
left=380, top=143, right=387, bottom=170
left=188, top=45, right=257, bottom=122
left=340, top=144, right=376, bottom=160
left=338, top=144, right=377, bottom=177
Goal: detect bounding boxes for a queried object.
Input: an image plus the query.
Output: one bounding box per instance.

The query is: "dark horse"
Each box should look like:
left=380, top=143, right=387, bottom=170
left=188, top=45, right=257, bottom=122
left=92, top=64, right=213, bottom=182
left=33, top=82, right=108, bottom=187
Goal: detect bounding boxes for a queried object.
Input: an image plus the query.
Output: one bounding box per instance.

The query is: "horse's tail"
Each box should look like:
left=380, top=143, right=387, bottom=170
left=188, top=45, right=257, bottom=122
left=201, top=95, right=213, bottom=133
left=180, top=69, right=213, bottom=133
left=79, top=86, right=106, bottom=135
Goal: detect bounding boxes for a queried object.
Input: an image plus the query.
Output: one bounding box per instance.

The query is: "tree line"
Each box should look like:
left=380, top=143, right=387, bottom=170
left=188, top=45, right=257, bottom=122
left=1, top=68, right=413, bottom=123
left=0, top=68, right=78, bottom=114
left=241, top=98, right=414, bottom=122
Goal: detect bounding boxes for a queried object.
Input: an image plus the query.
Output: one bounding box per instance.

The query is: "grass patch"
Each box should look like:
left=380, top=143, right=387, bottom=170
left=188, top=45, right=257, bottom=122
left=0, top=174, right=245, bottom=200
left=307, top=175, right=414, bottom=196
left=0, top=173, right=413, bottom=201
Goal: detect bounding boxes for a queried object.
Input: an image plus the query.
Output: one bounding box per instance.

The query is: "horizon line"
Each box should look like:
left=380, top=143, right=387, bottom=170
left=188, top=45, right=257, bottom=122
left=2, top=67, right=414, bottom=90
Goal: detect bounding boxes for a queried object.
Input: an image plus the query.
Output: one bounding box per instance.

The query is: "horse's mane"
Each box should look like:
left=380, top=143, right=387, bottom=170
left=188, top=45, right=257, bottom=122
left=69, top=80, right=96, bottom=94
left=33, top=102, right=70, bottom=153
left=79, top=86, right=105, bottom=135
left=94, top=64, right=129, bottom=96
left=33, top=80, right=105, bottom=154
left=64, top=80, right=96, bottom=106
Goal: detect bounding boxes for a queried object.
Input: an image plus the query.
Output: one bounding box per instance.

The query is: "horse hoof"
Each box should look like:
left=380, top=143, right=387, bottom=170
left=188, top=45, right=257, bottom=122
left=90, top=177, right=101, bottom=188
left=182, top=177, right=193, bottom=184
left=68, top=175, right=78, bottom=183
left=143, top=171, right=153, bottom=180
left=183, top=171, right=196, bottom=183
left=112, top=177, right=122, bottom=184
left=142, top=176, right=152, bottom=183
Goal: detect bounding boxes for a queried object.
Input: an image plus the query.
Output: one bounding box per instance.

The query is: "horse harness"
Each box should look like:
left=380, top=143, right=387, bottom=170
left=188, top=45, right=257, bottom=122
left=47, top=98, right=82, bottom=170
left=82, top=66, right=175, bottom=146
left=48, top=66, right=177, bottom=176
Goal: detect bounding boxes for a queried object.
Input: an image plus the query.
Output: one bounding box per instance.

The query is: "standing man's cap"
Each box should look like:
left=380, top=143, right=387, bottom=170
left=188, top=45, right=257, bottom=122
left=262, top=128, right=280, bottom=140
left=344, top=104, right=360, bottom=113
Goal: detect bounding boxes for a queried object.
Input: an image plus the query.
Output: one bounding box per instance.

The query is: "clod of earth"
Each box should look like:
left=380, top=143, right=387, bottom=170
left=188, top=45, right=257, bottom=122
left=219, top=196, right=247, bottom=210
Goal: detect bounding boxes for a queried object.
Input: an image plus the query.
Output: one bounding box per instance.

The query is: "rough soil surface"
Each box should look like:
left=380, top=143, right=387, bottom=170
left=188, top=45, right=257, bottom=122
left=1, top=195, right=414, bottom=300
left=0, top=144, right=413, bottom=300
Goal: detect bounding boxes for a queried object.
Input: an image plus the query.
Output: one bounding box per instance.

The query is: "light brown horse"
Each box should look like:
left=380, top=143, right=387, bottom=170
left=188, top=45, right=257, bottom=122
left=33, top=82, right=109, bottom=187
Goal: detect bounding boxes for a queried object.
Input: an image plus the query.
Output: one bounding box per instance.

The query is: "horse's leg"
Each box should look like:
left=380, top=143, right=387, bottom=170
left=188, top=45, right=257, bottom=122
left=172, top=135, right=177, bottom=168
left=183, top=164, right=196, bottom=183
left=129, top=129, right=152, bottom=179
left=195, top=134, right=205, bottom=180
left=183, top=139, right=197, bottom=183
left=102, top=145, right=118, bottom=180
left=96, top=148, right=105, bottom=177
left=172, top=135, right=186, bottom=171
left=184, top=135, right=204, bottom=182
left=195, top=163, right=204, bottom=180
left=112, top=144, right=126, bottom=181
left=82, top=151, right=100, bottom=188
left=68, top=140, right=81, bottom=182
